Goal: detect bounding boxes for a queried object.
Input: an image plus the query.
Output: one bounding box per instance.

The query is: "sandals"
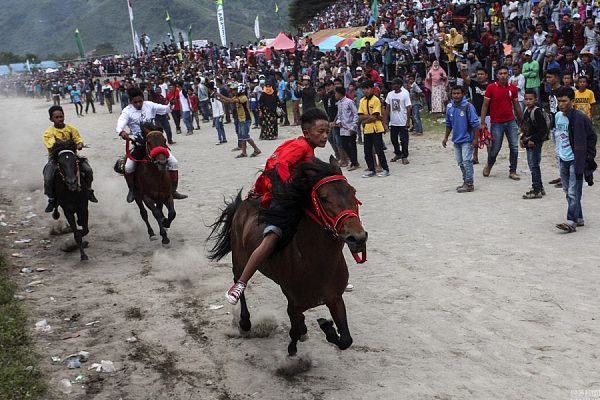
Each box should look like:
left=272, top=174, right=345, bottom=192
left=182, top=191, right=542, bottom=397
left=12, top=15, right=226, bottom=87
left=556, top=223, right=576, bottom=233
left=250, top=150, right=262, bottom=157
left=235, top=153, right=247, bottom=158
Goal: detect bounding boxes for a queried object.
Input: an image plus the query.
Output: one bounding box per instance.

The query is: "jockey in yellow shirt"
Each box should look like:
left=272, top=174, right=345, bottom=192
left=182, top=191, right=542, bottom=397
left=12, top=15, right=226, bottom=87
left=43, top=105, right=97, bottom=213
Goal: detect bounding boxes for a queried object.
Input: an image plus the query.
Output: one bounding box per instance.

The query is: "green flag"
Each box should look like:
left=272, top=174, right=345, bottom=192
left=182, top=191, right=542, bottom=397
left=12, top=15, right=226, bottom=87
left=75, top=28, right=85, bottom=59
left=275, top=3, right=282, bottom=30
left=166, top=11, right=175, bottom=43
left=371, top=0, right=378, bottom=21
left=188, top=24, right=192, bottom=49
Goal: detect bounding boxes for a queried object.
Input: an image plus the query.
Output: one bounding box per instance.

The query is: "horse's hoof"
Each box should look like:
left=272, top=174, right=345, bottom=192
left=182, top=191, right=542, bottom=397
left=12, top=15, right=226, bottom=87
left=338, top=336, right=353, bottom=350
left=52, top=210, right=60, bottom=220
left=80, top=255, right=89, bottom=261
left=239, top=319, right=251, bottom=332
left=149, top=235, right=158, bottom=241
left=287, top=342, right=297, bottom=356
left=299, top=334, right=309, bottom=342
left=162, top=242, right=171, bottom=249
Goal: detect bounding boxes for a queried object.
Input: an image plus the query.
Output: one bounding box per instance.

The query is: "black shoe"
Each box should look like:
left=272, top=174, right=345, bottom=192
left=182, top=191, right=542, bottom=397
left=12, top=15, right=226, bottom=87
left=45, top=199, right=55, bottom=213
left=283, top=122, right=290, bottom=126
left=88, top=189, right=98, bottom=203
left=168, top=140, right=176, bottom=144
left=172, top=191, right=188, bottom=200
left=126, top=188, right=135, bottom=203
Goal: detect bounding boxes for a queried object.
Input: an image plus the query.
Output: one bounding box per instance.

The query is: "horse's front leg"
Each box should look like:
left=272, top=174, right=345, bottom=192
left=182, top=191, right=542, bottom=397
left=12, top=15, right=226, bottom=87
left=324, top=297, right=352, bottom=350
left=77, top=208, right=89, bottom=237
left=144, top=199, right=169, bottom=246
left=287, top=303, right=307, bottom=356
left=162, top=199, right=176, bottom=229
left=64, top=211, right=87, bottom=261
left=136, top=199, right=155, bottom=239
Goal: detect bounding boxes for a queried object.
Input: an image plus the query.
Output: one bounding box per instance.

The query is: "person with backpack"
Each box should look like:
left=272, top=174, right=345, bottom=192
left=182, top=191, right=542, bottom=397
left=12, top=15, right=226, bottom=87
left=521, top=89, right=551, bottom=199
left=442, top=86, right=481, bottom=193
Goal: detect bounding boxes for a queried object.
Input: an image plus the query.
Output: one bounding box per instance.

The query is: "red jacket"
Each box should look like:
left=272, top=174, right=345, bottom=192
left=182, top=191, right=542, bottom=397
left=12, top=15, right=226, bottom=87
left=253, top=137, right=315, bottom=208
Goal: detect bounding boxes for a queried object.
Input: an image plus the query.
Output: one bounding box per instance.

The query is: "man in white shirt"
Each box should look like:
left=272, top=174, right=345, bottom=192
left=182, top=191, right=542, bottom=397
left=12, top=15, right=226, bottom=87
left=384, top=78, right=412, bottom=164
left=532, top=24, right=548, bottom=64
left=206, top=82, right=227, bottom=144
left=508, top=63, right=526, bottom=112
left=176, top=82, right=194, bottom=135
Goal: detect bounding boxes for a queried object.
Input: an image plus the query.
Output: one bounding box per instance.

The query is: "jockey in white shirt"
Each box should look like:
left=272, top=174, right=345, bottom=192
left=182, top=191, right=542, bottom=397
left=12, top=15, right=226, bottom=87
left=116, top=87, right=188, bottom=202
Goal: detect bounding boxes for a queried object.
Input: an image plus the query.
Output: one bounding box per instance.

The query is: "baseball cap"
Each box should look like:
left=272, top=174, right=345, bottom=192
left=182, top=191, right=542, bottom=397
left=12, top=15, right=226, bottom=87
left=573, top=14, right=580, bottom=19
left=581, top=50, right=593, bottom=56
left=356, top=66, right=363, bottom=71
left=302, top=75, right=311, bottom=80
left=524, top=50, right=532, bottom=56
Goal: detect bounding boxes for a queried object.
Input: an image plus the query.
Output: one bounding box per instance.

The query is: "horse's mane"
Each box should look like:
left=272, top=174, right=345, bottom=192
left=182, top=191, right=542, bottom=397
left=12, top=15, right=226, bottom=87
left=260, top=157, right=342, bottom=247
left=50, top=139, right=77, bottom=163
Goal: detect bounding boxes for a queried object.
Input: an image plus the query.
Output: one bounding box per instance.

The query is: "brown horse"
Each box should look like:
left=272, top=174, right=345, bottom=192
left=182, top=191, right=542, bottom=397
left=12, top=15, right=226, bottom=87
left=208, top=157, right=368, bottom=355
left=114, top=124, right=175, bottom=246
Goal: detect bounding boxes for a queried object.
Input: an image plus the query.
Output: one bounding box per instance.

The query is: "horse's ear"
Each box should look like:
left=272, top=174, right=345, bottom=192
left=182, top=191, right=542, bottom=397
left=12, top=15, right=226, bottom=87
left=329, top=155, right=340, bottom=168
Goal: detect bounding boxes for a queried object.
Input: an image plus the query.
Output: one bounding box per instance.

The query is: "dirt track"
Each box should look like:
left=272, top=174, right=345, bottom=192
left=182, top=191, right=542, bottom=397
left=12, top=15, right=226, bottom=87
left=2, top=96, right=599, bottom=399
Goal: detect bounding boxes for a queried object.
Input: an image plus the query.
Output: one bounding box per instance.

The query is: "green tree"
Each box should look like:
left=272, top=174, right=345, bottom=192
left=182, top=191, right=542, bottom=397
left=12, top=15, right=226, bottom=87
left=93, top=42, right=116, bottom=56
left=0, top=52, right=22, bottom=64
left=289, top=0, right=335, bottom=28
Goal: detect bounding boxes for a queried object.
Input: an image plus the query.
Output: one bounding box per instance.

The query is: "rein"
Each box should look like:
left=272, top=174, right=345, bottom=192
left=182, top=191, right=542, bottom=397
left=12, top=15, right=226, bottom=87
left=125, top=137, right=149, bottom=164
left=125, top=136, right=170, bottom=164
left=305, top=174, right=367, bottom=264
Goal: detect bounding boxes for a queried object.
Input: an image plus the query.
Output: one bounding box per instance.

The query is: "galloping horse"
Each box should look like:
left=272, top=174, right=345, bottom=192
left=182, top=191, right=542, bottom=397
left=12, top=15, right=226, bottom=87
left=51, top=140, right=89, bottom=261
left=114, top=123, right=175, bottom=246
left=208, top=157, right=368, bottom=355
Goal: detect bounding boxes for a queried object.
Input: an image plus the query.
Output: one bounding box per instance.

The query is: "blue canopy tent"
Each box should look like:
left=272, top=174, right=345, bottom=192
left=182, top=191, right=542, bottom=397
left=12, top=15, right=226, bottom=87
left=0, top=65, right=10, bottom=75
left=317, top=35, right=346, bottom=52
left=389, top=40, right=407, bottom=50
left=37, top=60, right=59, bottom=69
left=373, top=38, right=393, bottom=48
left=9, top=63, right=27, bottom=73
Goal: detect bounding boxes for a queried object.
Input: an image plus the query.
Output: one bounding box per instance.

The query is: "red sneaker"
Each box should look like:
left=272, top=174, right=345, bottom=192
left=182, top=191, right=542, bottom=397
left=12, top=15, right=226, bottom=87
left=226, top=281, right=246, bottom=305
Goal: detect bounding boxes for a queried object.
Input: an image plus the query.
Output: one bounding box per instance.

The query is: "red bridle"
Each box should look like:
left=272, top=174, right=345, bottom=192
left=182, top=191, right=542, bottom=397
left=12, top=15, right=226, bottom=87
left=125, top=137, right=170, bottom=164
left=305, top=175, right=367, bottom=263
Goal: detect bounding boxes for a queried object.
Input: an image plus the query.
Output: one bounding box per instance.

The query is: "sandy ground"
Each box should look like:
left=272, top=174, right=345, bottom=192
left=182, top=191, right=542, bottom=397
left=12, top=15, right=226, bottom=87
left=1, top=96, right=599, bottom=400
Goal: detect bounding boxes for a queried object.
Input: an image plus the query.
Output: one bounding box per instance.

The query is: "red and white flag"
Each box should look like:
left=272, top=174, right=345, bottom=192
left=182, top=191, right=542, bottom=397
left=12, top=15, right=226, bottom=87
left=127, top=0, right=134, bottom=21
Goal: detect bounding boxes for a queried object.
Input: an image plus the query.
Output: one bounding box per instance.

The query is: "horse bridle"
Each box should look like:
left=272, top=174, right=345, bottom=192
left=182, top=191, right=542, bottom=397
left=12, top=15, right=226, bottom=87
left=56, top=149, right=81, bottom=191
left=125, top=136, right=169, bottom=166
left=305, top=174, right=367, bottom=264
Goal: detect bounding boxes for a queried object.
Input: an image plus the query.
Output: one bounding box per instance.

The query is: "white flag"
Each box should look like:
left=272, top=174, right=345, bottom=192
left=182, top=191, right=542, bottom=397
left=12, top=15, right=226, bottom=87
left=254, top=15, right=260, bottom=40
left=127, top=0, right=134, bottom=21
left=216, top=0, right=227, bottom=47
left=134, top=31, right=143, bottom=55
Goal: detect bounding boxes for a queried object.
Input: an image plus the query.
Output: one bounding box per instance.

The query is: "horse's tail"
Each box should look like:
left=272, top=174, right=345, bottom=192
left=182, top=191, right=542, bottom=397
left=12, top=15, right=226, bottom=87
left=113, top=157, right=125, bottom=175
left=207, top=189, right=243, bottom=261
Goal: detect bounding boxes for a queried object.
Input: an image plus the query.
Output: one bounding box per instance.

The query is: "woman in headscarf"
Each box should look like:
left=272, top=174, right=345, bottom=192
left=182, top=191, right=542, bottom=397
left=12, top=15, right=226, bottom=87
left=443, top=28, right=465, bottom=78
left=258, top=81, right=280, bottom=140
left=424, top=60, right=448, bottom=113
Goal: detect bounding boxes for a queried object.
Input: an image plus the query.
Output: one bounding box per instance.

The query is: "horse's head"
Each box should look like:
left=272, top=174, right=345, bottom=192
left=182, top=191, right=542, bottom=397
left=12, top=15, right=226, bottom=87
left=145, top=130, right=169, bottom=171
left=51, top=140, right=79, bottom=192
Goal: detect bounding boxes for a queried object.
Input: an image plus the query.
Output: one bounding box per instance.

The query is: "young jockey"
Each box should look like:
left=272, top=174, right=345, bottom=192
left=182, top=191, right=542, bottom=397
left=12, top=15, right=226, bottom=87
left=43, top=105, right=97, bottom=213
left=226, top=108, right=330, bottom=305
left=116, top=87, right=188, bottom=202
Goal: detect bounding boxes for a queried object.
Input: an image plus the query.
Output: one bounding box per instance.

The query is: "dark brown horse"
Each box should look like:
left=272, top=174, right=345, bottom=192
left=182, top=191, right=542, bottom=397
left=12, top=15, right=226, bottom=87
left=114, top=125, right=175, bottom=246
left=208, top=157, right=368, bottom=355
left=51, top=140, right=89, bottom=260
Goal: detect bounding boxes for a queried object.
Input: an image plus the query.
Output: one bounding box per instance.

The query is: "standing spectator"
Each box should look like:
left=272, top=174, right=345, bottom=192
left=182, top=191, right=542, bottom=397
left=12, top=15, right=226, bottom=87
left=189, top=90, right=201, bottom=130
left=509, top=63, right=526, bottom=113
left=258, top=82, right=280, bottom=140
left=197, top=78, right=211, bottom=122
left=407, top=74, right=424, bottom=136
left=276, top=72, right=290, bottom=126
left=176, top=82, right=194, bottom=136
left=84, top=81, right=95, bottom=114
left=384, top=78, right=412, bottom=165
left=206, top=82, right=227, bottom=144
left=358, top=80, right=389, bottom=178
left=96, top=79, right=104, bottom=105
left=582, top=17, right=600, bottom=53
left=335, top=86, right=360, bottom=171
left=522, top=50, right=541, bottom=105
left=461, top=65, right=490, bottom=164
left=166, top=84, right=182, bottom=134
left=70, top=85, right=83, bottom=117
left=554, top=87, right=597, bottom=232
left=299, top=75, right=317, bottom=113
left=425, top=60, right=448, bottom=113
left=149, top=87, right=175, bottom=145
left=442, top=85, right=480, bottom=193
left=325, top=81, right=342, bottom=163
left=546, top=68, right=564, bottom=188
left=479, top=65, right=524, bottom=180
left=520, top=89, right=549, bottom=199
left=574, top=75, right=596, bottom=120
left=102, top=79, right=114, bottom=114
left=289, top=74, right=301, bottom=125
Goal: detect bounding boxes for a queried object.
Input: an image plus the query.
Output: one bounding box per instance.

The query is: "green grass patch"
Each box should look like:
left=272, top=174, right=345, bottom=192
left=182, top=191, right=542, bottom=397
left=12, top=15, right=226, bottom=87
left=0, top=255, right=47, bottom=399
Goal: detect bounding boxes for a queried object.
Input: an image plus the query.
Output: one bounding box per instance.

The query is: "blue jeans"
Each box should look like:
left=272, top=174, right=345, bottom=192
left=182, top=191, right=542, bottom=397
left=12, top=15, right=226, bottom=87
left=412, top=104, right=423, bottom=133
left=454, top=142, right=474, bottom=183
left=199, top=100, right=210, bottom=120
left=559, top=159, right=584, bottom=226
left=182, top=111, right=194, bottom=132
left=214, top=116, right=226, bottom=142
left=155, top=114, right=173, bottom=143
left=526, top=144, right=543, bottom=191
left=488, top=119, right=519, bottom=173
left=329, top=126, right=341, bottom=159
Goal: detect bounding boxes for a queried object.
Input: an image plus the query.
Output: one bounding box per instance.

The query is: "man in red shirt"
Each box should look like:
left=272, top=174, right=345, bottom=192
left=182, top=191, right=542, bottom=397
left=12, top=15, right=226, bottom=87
left=225, top=108, right=330, bottom=305
left=479, top=65, right=524, bottom=180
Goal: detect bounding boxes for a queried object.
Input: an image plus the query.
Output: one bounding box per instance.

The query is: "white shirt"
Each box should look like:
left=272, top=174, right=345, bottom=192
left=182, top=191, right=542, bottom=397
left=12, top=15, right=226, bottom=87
left=211, top=96, right=224, bottom=118
left=385, top=88, right=412, bottom=127
left=508, top=74, right=526, bottom=101
left=179, top=90, right=190, bottom=112
left=509, top=1, right=519, bottom=20
left=116, top=101, right=172, bottom=142
left=159, top=83, right=169, bottom=97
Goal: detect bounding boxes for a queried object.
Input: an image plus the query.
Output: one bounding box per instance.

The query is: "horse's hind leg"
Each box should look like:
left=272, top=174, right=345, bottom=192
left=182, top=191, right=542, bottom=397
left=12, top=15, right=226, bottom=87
left=287, top=304, right=307, bottom=356
left=136, top=200, right=155, bottom=239
left=238, top=291, right=251, bottom=332
left=322, top=297, right=353, bottom=350
left=65, top=212, right=87, bottom=261
left=144, top=200, right=169, bottom=246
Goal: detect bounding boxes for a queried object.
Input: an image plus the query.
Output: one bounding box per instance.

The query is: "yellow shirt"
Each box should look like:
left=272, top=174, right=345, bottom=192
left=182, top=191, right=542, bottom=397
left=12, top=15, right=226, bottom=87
left=358, top=95, right=384, bottom=134
left=574, top=89, right=596, bottom=120
left=235, top=95, right=250, bottom=122
left=43, top=124, right=83, bottom=153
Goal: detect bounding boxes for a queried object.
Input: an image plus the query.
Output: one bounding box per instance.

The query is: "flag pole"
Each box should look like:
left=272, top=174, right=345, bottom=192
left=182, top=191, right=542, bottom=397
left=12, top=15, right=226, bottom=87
left=127, top=0, right=138, bottom=57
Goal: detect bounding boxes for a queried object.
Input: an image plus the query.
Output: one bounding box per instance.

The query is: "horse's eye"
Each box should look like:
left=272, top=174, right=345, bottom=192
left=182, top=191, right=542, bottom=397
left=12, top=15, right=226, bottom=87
left=319, top=197, right=328, bottom=204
